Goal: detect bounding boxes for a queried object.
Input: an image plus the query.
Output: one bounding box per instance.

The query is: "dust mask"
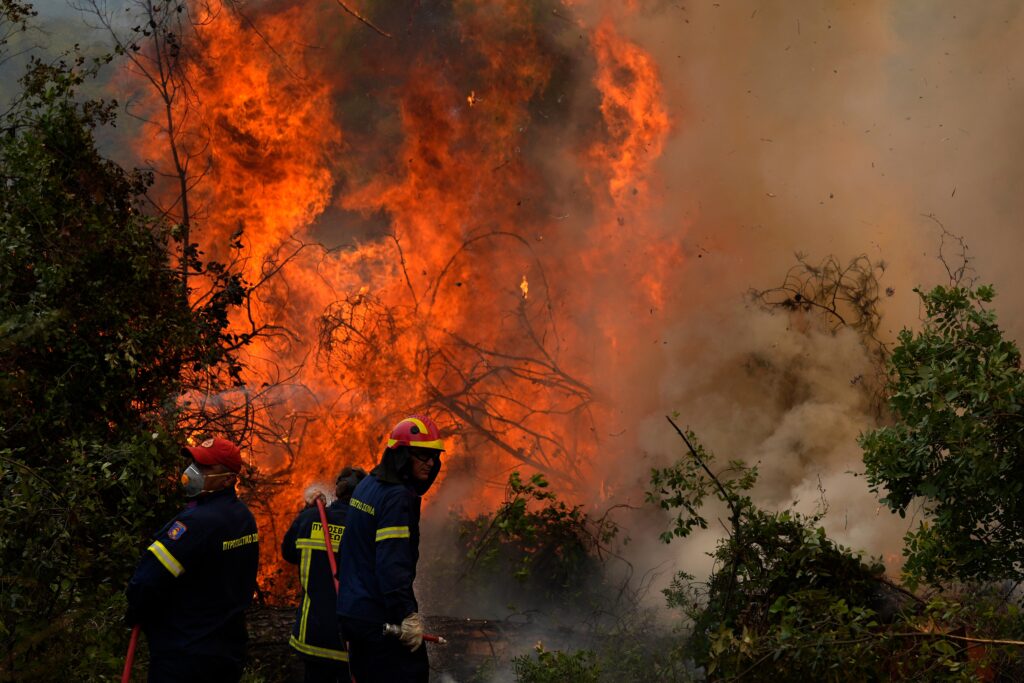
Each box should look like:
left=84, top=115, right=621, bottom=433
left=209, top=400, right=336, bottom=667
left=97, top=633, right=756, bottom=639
left=181, top=464, right=231, bottom=497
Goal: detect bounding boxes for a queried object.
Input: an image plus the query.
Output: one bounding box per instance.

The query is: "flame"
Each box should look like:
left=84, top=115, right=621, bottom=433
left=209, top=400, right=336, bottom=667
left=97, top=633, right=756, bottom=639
left=126, top=0, right=676, bottom=596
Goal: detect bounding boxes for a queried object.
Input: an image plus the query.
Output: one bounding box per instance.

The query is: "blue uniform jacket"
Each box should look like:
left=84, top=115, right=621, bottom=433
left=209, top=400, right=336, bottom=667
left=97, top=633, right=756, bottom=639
left=336, top=474, right=422, bottom=625
left=281, top=500, right=349, bottom=662
left=126, top=488, right=259, bottom=659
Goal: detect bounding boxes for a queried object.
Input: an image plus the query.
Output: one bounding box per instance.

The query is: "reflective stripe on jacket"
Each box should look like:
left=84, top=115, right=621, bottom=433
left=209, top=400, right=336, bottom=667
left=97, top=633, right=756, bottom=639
left=281, top=500, right=349, bottom=661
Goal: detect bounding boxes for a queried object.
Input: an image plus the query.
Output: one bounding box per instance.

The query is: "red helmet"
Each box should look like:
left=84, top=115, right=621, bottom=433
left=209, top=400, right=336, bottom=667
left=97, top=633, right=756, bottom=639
left=386, top=415, right=445, bottom=451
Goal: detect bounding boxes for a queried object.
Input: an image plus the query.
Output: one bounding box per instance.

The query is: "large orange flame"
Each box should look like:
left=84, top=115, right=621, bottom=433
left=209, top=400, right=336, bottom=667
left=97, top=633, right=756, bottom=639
left=128, top=0, right=674, bottom=596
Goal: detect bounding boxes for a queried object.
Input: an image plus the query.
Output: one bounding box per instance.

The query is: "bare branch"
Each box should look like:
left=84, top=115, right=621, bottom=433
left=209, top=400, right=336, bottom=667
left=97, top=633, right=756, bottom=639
left=333, top=0, right=391, bottom=39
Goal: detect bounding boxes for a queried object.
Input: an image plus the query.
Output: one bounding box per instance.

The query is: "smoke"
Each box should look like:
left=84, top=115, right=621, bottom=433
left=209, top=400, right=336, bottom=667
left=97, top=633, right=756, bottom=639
left=574, top=0, right=1024, bottom=586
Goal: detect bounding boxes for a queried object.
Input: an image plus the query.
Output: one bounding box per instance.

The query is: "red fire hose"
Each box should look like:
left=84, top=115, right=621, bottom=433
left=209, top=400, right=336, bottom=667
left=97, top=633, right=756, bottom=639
left=121, top=624, right=140, bottom=682
left=315, top=497, right=340, bottom=593
left=383, top=623, right=447, bottom=644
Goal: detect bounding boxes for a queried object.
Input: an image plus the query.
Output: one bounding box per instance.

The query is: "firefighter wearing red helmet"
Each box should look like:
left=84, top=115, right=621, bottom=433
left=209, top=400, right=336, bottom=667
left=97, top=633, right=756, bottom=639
left=336, top=415, right=445, bottom=683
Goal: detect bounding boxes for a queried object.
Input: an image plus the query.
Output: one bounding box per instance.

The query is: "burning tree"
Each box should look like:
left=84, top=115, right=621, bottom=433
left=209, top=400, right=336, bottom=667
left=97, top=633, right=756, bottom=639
left=315, top=230, right=597, bottom=489
left=84, top=0, right=676, bottom=588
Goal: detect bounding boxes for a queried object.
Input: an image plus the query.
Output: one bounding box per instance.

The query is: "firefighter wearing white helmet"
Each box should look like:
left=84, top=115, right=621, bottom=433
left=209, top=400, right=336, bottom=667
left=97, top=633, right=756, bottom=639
left=336, top=415, right=445, bottom=683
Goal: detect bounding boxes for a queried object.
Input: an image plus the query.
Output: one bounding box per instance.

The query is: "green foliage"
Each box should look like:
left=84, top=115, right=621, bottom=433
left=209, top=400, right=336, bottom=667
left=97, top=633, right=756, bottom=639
left=647, top=426, right=757, bottom=545
left=700, top=592, right=996, bottom=682
left=651, top=420, right=1024, bottom=680
left=425, top=472, right=688, bottom=681
left=658, top=502, right=888, bottom=672
left=861, top=284, right=1024, bottom=584
left=512, top=643, right=600, bottom=683
left=447, top=471, right=620, bottom=609
left=647, top=422, right=882, bottom=651
left=0, top=45, right=244, bottom=678
left=1, top=0, right=36, bottom=49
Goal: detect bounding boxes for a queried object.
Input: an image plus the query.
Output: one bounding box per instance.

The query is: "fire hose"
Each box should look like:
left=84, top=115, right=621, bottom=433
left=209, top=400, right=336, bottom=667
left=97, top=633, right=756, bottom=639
left=121, top=624, right=140, bottom=682
left=383, top=623, right=447, bottom=644
left=315, top=496, right=340, bottom=593
left=314, top=497, right=446, bottom=646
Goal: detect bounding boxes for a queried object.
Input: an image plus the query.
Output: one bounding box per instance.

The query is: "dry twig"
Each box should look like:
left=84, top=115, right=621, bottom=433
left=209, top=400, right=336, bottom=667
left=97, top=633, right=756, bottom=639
left=334, top=0, right=391, bottom=38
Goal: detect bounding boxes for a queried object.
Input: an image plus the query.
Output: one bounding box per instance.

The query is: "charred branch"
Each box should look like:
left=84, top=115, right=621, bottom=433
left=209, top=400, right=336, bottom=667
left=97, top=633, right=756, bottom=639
left=750, top=252, right=890, bottom=416
left=315, top=234, right=595, bottom=489
left=333, top=0, right=391, bottom=39
left=750, top=253, right=887, bottom=354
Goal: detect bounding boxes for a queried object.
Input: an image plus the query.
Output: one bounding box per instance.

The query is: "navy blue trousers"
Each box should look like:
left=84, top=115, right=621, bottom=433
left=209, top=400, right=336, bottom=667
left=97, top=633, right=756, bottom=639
left=339, top=617, right=428, bottom=683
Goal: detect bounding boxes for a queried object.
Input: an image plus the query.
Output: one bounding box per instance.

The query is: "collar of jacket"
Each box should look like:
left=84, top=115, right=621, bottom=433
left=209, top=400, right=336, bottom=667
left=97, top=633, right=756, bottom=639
left=196, top=486, right=238, bottom=505
left=371, top=447, right=440, bottom=496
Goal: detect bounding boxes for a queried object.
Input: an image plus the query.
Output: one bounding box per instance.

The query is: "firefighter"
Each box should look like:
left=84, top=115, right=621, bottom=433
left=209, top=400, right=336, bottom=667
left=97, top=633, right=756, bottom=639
left=126, top=437, right=259, bottom=683
left=336, top=415, right=445, bottom=683
left=282, top=466, right=368, bottom=682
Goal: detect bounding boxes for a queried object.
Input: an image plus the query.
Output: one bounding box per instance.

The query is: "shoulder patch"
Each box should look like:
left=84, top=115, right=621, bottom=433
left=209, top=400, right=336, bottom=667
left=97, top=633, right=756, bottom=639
left=167, top=521, right=188, bottom=540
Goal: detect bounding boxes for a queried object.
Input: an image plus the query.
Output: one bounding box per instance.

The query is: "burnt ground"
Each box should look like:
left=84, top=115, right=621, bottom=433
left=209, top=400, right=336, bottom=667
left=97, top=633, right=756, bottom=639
left=245, top=605, right=535, bottom=682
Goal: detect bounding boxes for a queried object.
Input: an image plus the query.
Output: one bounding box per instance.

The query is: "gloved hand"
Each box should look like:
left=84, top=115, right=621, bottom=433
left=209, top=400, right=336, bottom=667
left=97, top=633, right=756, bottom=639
left=399, top=612, right=424, bottom=652
left=303, top=487, right=326, bottom=508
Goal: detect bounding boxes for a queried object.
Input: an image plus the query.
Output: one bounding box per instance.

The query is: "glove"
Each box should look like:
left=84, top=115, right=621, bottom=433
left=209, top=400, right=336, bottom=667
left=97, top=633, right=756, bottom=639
left=303, top=487, right=326, bottom=508
left=399, top=612, right=424, bottom=652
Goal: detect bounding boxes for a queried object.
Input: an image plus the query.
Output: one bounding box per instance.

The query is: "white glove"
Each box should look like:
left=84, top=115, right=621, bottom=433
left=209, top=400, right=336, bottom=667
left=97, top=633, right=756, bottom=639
left=399, top=612, right=424, bottom=652
left=303, top=486, right=326, bottom=507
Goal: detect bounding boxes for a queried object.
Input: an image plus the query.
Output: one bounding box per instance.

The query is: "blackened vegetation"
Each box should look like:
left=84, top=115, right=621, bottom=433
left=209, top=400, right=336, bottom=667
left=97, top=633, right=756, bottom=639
left=750, top=253, right=890, bottom=416
left=750, top=253, right=887, bottom=352
left=416, top=471, right=686, bottom=681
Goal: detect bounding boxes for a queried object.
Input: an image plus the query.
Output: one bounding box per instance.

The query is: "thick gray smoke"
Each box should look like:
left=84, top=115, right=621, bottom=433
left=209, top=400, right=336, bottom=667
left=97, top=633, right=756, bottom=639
left=593, top=0, right=1024, bottom=587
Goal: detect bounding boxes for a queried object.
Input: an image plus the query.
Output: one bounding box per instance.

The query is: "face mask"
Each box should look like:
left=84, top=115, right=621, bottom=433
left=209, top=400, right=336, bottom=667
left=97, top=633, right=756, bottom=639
left=181, top=464, right=232, bottom=497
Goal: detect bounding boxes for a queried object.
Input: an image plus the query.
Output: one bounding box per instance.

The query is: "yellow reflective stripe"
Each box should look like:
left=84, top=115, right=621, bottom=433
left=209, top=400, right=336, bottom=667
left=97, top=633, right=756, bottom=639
left=375, top=526, right=410, bottom=541
left=298, top=546, right=312, bottom=641
left=288, top=635, right=349, bottom=662
left=147, top=541, right=184, bottom=577
left=296, top=538, right=340, bottom=552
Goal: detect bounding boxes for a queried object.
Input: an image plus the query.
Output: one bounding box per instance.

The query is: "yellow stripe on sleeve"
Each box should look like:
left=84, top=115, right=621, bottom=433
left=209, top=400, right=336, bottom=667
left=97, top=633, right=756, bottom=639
left=375, top=526, right=410, bottom=542
left=148, top=540, right=185, bottom=577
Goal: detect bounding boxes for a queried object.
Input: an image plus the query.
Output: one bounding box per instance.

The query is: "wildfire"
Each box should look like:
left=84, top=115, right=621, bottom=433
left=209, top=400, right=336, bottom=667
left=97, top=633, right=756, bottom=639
left=127, top=0, right=676, bottom=596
